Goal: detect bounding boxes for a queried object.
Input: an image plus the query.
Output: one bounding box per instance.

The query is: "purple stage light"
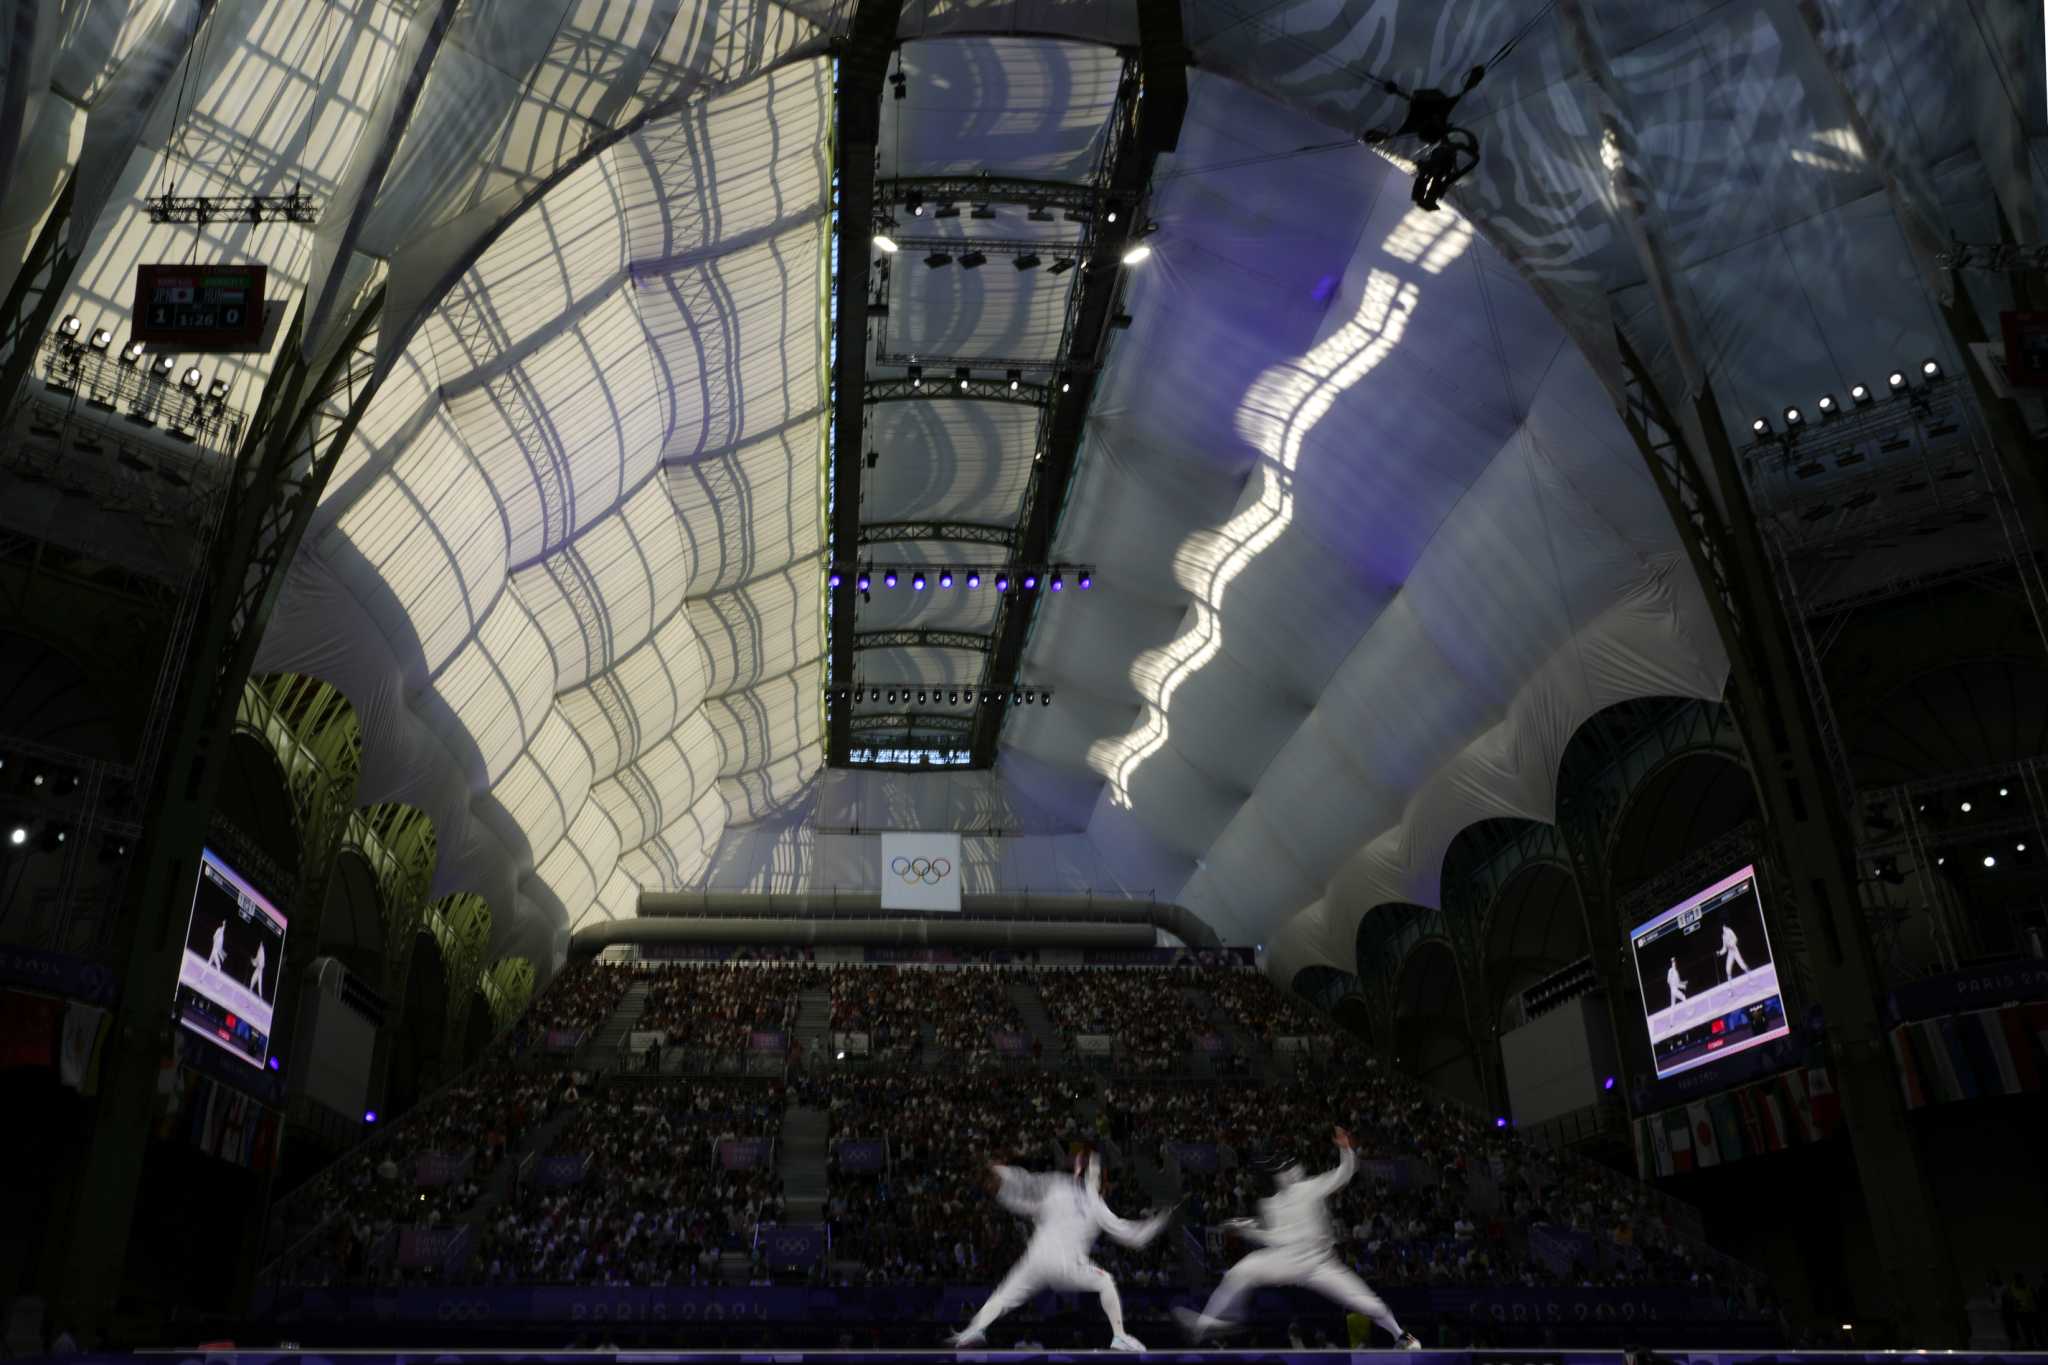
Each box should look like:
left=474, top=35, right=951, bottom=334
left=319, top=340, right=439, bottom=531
left=995, top=574, right=1009, bottom=593
left=828, top=571, right=842, bottom=588
left=268, top=1057, right=281, bottom=1072
left=912, top=572, right=926, bottom=591
left=1050, top=572, right=1063, bottom=592
left=1078, top=572, right=1091, bottom=590
left=1494, top=1117, right=1507, bottom=1128
left=857, top=572, right=871, bottom=592
left=1023, top=573, right=1038, bottom=590
left=1602, top=1075, right=1615, bottom=1091
left=966, top=571, right=980, bottom=589
left=884, top=569, right=898, bottom=588
left=364, top=1110, right=379, bottom=1123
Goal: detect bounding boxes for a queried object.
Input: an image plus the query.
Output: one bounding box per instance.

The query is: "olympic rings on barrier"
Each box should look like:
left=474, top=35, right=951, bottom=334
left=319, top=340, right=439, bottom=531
left=888, top=855, right=954, bottom=885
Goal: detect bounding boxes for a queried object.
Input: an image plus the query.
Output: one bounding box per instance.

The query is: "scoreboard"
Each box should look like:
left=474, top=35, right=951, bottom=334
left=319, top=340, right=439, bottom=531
left=131, top=264, right=267, bottom=350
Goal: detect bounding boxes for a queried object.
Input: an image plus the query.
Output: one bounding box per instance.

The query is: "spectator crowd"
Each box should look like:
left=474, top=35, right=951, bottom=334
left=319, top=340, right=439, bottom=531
left=1034, top=966, right=1213, bottom=1066
left=828, top=965, right=1026, bottom=1060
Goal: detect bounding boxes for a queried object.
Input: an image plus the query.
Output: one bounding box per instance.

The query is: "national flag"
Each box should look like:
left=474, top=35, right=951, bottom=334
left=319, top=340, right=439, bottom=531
left=1665, top=1110, right=1694, bottom=1172
left=1936, top=1017, right=1980, bottom=1099
left=1891, top=1027, right=1927, bottom=1108
left=1966, top=1009, right=2022, bottom=1096
left=1758, top=1091, right=1789, bottom=1149
left=1687, top=1101, right=1720, bottom=1167
left=1736, top=1087, right=1767, bottom=1154
left=1708, top=1094, right=1745, bottom=1162
left=1806, top=1067, right=1841, bottom=1136
left=1648, top=1112, right=1673, bottom=1176
left=1779, top=1068, right=1815, bottom=1142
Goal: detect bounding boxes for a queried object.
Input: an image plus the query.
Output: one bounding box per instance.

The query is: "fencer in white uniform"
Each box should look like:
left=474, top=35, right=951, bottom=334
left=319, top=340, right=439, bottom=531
left=207, top=920, right=227, bottom=970
left=1718, top=923, right=1749, bottom=980
left=1666, top=957, right=1688, bottom=1007
left=952, top=1149, right=1172, bottom=1352
left=1175, top=1127, right=1420, bottom=1349
left=248, top=942, right=266, bottom=995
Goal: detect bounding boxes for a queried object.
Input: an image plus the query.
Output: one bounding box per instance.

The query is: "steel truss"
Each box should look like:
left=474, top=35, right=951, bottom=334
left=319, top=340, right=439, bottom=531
left=851, top=628, right=991, bottom=653
left=859, top=520, right=1016, bottom=548
left=876, top=175, right=1102, bottom=218
left=862, top=375, right=1052, bottom=407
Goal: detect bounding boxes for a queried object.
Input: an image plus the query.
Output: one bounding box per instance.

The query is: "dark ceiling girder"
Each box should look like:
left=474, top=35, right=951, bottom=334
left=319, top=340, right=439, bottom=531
left=826, top=0, right=906, bottom=764
left=877, top=175, right=1102, bottom=217
left=850, top=712, right=974, bottom=736
left=864, top=375, right=1051, bottom=407
left=852, top=628, right=993, bottom=653
left=860, top=520, right=1018, bottom=548
left=971, top=0, right=1186, bottom=765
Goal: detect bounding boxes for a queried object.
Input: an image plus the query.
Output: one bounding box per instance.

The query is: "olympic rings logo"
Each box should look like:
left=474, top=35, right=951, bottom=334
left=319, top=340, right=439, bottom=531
left=890, top=855, right=952, bottom=885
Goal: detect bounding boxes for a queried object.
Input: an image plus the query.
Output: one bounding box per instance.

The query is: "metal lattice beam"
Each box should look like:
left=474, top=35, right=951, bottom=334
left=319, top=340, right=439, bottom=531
left=852, top=628, right=993, bottom=653
left=877, top=175, right=1102, bottom=218
left=825, top=0, right=906, bottom=765
left=859, top=520, right=1017, bottom=548
left=849, top=712, right=974, bottom=736
left=972, top=0, right=1186, bottom=765
left=863, top=375, right=1052, bottom=407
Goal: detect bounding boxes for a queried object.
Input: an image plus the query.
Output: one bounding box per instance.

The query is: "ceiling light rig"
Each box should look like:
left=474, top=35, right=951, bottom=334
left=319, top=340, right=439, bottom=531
left=828, top=683, right=1055, bottom=709
left=829, top=562, right=1094, bottom=591
left=1745, top=359, right=1954, bottom=445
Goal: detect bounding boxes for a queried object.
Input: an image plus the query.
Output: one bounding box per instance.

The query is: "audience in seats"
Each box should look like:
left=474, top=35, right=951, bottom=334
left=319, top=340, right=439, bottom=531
left=477, top=1080, right=788, bottom=1286
left=828, top=966, right=1025, bottom=1060
left=1034, top=967, right=1212, bottom=1067
left=635, top=964, right=821, bottom=1050
left=517, top=961, right=631, bottom=1038
left=1204, top=967, right=1331, bottom=1041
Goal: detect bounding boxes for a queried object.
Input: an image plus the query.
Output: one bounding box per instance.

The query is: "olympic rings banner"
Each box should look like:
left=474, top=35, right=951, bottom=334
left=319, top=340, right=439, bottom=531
left=880, top=833, right=962, bottom=912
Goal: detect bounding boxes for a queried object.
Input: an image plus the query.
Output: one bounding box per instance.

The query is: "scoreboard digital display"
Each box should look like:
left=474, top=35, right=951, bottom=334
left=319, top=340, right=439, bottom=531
left=131, top=263, right=267, bottom=350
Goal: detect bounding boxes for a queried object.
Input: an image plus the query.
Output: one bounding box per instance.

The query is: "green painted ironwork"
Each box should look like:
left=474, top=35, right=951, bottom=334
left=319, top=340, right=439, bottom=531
left=481, top=956, right=535, bottom=1034
left=430, top=891, right=491, bottom=1072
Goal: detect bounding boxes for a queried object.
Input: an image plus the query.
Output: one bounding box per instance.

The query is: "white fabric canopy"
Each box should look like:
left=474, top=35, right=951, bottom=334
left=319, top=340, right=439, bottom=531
left=12, top=0, right=2023, bottom=984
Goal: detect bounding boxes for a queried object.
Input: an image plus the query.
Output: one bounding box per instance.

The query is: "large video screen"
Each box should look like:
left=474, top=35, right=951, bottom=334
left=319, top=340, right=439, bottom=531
left=1628, top=864, right=1788, bottom=1080
left=174, top=847, right=287, bottom=1069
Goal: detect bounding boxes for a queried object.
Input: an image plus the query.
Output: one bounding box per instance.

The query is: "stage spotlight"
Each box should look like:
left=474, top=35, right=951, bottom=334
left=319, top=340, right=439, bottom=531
left=939, top=569, right=953, bottom=589
left=1817, top=393, right=1837, bottom=415
left=208, top=378, right=230, bottom=401
left=1921, top=358, right=1941, bottom=379
left=1078, top=571, right=1092, bottom=590
left=918, top=689, right=928, bottom=705
left=180, top=366, right=203, bottom=391
left=887, top=689, right=898, bottom=704
left=904, top=187, right=922, bottom=213
left=959, top=250, right=987, bottom=270
left=912, top=571, right=926, bottom=591
left=1007, top=369, right=1022, bottom=390
left=1040, top=690, right=1051, bottom=705
left=1105, top=201, right=1122, bottom=224
left=884, top=569, right=898, bottom=588
left=88, top=328, right=113, bottom=351
left=949, top=690, right=959, bottom=705
left=120, top=340, right=145, bottom=365
left=152, top=354, right=176, bottom=378
left=2020, top=842, right=2029, bottom=852
left=828, top=570, right=843, bottom=588
left=1012, top=689, right=1023, bottom=706
left=1783, top=406, right=1803, bottom=427
left=58, top=314, right=81, bottom=337
left=1751, top=417, right=1769, bottom=435
left=1602, top=1075, right=1615, bottom=1091
left=1013, top=253, right=1040, bottom=270
left=1850, top=383, right=1871, bottom=405
left=955, top=367, right=970, bottom=389
left=966, top=570, right=980, bottom=590
left=1121, top=243, right=1152, bottom=265
left=857, top=571, right=871, bottom=592
left=7, top=826, right=24, bottom=847
left=1022, top=573, right=1038, bottom=590
left=2001, top=787, right=2010, bottom=797
left=1984, top=855, right=1997, bottom=868
left=873, top=232, right=900, bottom=254
left=1494, top=1117, right=1507, bottom=1129
left=908, top=364, right=923, bottom=388
left=1050, top=572, right=1063, bottom=592
left=269, top=1056, right=281, bottom=1072
left=1023, top=688, right=1036, bottom=705
left=855, top=687, right=866, bottom=703
left=995, top=573, right=1010, bottom=593
left=1060, top=379, right=1071, bottom=393
left=1961, top=801, right=1972, bottom=812
left=924, top=251, right=952, bottom=269
left=1047, top=258, right=1075, bottom=275
left=1888, top=370, right=1907, bottom=392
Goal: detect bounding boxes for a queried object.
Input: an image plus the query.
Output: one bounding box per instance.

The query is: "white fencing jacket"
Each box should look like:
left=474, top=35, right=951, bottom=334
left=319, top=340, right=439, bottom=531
left=993, top=1159, right=1165, bottom=1261
left=1234, top=1146, right=1356, bottom=1261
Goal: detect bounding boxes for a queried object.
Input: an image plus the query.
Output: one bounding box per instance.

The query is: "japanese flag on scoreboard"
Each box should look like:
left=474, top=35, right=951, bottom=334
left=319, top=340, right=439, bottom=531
left=881, top=833, right=962, bottom=911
